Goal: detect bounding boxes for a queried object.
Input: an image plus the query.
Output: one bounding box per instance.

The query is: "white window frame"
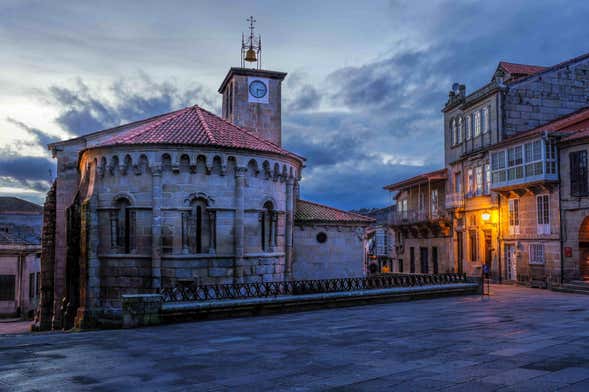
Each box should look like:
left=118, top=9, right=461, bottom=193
left=450, top=118, right=456, bottom=145
left=482, top=107, right=490, bottom=134
left=474, top=111, right=481, bottom=137
left=507, top=145, right=524, bottom=181
left=524, top=140, right=543, bottom=177
left=457, top=117, right=463, bottom=143
left=529, top=243, right=545, bottom=265
left=508, top=198, right=520, bottom=235
left=467, top=168, right=474, bottom=197
left=484, top=163, right=491, bottom=195
left=536, top=194, right=550, bottom=235
left=475, top=166, right=483, bottom=196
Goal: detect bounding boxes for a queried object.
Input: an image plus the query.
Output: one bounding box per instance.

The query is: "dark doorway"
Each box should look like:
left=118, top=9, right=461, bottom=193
left=457, top=232, right=464, bottom=274
left=432, top=247, right=439, bottom=274
left=420, top=247, right=429, bottom=273
left=484, top=230, right=492, bottom=272
left=410, top=247, right=415, bottom=273
left=398, top=259, right=403, bottom=273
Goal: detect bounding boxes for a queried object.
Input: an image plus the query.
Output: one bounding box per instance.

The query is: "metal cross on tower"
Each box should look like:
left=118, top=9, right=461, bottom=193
left=241, top=16, right=262, bottom=69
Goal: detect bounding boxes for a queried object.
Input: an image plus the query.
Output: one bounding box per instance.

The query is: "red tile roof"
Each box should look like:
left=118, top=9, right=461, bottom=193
left=295, top=200, right=374, bottom=224
left=383, top=168, right=448, bottom=192
left=94, top=105, right=302, bottom=159
left=498, top=61, right=547, bottom=77
left=0, top=197, right=42, bottom=214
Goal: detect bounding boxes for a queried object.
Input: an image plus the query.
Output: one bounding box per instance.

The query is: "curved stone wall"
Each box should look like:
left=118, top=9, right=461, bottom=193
left=77, top=146, right=301, bottom=309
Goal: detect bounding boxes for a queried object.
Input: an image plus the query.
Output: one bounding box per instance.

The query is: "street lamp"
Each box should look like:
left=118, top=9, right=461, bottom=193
left=481, top=211, right=491, bottom=222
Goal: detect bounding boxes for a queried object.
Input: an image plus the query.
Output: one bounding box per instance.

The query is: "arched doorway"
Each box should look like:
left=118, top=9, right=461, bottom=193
left=578, top=216, right=589, bottom=281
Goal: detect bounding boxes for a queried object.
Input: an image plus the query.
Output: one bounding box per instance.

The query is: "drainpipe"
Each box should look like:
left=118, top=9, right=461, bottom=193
left=497, top=193, right=502, bottom=283
left=557, top=137, right=565, bottom=285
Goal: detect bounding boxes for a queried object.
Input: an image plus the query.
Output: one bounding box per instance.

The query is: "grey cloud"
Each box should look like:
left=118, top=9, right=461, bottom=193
left=6, top=117, right=61, bottom=147
left=49, top=75, right=217, bottom=135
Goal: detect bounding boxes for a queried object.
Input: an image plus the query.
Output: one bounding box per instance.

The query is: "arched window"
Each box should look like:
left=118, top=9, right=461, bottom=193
left=111, top=197, right=134, bottom=253
left=187, top=198, right=210, bottom=254
left=261, top=201, right=276, bottom=251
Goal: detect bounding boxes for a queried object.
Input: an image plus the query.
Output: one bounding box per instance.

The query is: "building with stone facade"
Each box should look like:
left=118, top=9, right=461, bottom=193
left=35, top=58, right=373, bottom=329
left=386, top=51, right=589, bottom=287
left=385, top=169, right=452, bottom=274
left=556, top=109, right=589, bottom=282
left=0, top=197, right=42, bottom=318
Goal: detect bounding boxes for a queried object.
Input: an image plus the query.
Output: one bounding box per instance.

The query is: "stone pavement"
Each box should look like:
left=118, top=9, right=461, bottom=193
left=1, top=285, right=589, bottom=391
left=0, top=320, right=30, bottom=335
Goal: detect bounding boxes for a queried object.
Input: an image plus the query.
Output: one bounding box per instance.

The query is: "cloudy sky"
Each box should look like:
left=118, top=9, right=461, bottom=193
left=1, top=0, right=589, bottom=209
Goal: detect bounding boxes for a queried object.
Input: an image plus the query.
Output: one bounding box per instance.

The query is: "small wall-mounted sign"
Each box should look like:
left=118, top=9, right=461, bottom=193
left=564, top=247, right=573, bottom=257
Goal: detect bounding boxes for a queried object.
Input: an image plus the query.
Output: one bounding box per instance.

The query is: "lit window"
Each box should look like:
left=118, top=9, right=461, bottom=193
left=530, top=244, right=545, bottom=264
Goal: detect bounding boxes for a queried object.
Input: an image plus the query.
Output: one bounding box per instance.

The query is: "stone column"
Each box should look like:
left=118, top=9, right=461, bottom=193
left=208, top=210, right=216, bottom=254
left=181, top=211, right=189, bottom=254
left=34, top=182, right=56, bottom=331
left=285, top=177, right=295, bottom=277
left=151, top=165, right=162, bottom=289
left=75, top=194, right=101, bottom=329
left=234, top=167, right=247, bottom=282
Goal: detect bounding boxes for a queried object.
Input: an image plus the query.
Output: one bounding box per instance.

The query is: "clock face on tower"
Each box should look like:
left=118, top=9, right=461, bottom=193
left=247, top=77, right=269, bottom=103
left=249, top=80, right=267, bottom=98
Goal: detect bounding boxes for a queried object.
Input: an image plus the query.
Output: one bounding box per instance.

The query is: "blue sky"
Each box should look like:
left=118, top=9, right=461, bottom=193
left=1, top=0, right=589, bottom=209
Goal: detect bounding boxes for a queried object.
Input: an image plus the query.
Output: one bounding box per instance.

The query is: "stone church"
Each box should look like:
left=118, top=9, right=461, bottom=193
left=35, top=27, right=373, bottom=330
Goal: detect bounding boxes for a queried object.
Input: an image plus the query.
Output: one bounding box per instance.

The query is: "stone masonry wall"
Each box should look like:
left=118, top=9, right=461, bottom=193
left=82, top=146, right=298, bottom=309
left=34, top=182, right=56, bottom=331
left=292, top=225, right=365, bottom=280
left=560, top=141, right=589, bottom=281
left=504, top=57, right=589, bottom=137
left=498, top=190, right=561, bottom=287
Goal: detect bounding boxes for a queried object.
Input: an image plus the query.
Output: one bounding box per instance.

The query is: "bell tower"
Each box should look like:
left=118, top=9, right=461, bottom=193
left=218, top=17, right=287, bottom=146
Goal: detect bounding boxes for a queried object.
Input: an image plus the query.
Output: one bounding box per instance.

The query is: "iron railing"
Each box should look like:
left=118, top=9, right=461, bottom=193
left=159, top=273, right=468, bottom=303
left=388, top=210, right=449, bottom=226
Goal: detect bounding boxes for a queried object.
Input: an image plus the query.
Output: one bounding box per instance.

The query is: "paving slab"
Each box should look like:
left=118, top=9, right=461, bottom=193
left=1, top=285, right=589, bottom=391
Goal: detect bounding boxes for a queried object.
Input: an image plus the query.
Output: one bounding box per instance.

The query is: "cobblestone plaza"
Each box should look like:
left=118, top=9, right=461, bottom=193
left=2, top=285, right=589, bottom=391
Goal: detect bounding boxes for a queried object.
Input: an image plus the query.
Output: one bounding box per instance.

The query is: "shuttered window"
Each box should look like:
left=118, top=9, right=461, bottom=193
left=570, top=150, right=588, bottom=196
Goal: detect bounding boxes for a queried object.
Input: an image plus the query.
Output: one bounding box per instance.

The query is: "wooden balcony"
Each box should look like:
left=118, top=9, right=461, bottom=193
left=445, top=192, right=464, bottom=210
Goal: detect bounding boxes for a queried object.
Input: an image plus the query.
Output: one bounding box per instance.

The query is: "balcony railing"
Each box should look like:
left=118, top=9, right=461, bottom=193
left=389, top=209, right=448, bottom=225
left=445, top=192, right=464, bottom=209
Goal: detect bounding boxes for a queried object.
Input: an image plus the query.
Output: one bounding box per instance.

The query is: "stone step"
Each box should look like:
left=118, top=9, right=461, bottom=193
left=554, top=284, right=589, bottom=295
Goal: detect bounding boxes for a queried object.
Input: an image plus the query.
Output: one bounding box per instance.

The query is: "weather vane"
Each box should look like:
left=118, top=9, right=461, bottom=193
left=241, top=16, right=262, bottom=69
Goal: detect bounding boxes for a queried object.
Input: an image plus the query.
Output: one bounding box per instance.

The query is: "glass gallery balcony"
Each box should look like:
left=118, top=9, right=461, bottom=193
left=490, top=137, right=558, bottom=192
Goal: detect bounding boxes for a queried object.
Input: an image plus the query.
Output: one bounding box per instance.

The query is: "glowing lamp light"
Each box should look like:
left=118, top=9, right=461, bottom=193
left=481, top=211, right=491, bottom=222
